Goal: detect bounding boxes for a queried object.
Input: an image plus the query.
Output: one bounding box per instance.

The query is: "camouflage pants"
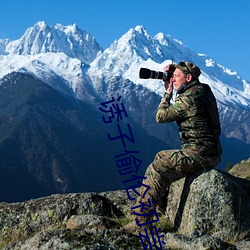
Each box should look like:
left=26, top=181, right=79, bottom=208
left=134, top=149, right=220, bottom=222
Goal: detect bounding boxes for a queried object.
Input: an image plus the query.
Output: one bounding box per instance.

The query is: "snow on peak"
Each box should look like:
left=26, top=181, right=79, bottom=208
left=0, top=52, right=90, bottom=100
left=4, top=21, right=102, bottom=64
left=89, top=25, right=167, bottom=78
left=134, top=25, right=148, bottom=35
left=154, top=33, right=185, bottom=48
left=88, top=25, right=250, bottom=110
left=34, top=21, right=48, bottom=29
left=0, top=39, right=9, bottom=55
left=0, top=22, right=249, bottom=111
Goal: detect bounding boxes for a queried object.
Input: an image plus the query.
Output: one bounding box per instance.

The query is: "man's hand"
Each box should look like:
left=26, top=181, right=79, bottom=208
left=163, top=65, right=174, bottom=94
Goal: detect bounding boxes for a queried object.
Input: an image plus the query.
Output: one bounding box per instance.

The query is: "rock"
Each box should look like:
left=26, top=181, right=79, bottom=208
left=3, top=228, right=143, bottom=250
left=163, top=232, right=227, bottom=250
left=0, top=193, right=124, bottom=249
left=65, top=214, right=121, bottom=230
left=165, top=169, right=250, bottom=241
left=0, top=168, right=250, bottom=249
left=229, top=158, right=250, bottom=180
left=235, top=240, right=250, bottom=250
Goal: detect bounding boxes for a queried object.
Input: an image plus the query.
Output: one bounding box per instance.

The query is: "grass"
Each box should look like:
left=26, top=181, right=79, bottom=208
left=0, top=228, right=29, bottom=249
left=112, top=215, right=134, bottom=227
left=113, top=213, right=174, bottom=234
left=225, top=230, right=250, bottom=245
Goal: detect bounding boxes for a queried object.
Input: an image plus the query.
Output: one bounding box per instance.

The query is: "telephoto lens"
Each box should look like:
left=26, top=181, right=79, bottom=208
left=139, top=68, right=167, bottom=80
left=139, top=65, right=176, bottom=82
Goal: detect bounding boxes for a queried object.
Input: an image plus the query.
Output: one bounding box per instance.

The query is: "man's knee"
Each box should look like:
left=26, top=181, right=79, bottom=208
left=153, top=149, right=177, bottom=163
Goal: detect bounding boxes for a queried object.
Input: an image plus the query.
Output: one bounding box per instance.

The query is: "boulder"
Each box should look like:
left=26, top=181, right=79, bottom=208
left=229, top=158, right=250, bottom=180
left=0, top=168, right=250, bottom=249
left=165, top=169, right=250, bottom=241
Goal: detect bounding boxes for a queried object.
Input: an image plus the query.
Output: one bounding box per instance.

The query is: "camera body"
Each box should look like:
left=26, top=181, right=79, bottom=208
left=139, top=65, right=176, bottom=82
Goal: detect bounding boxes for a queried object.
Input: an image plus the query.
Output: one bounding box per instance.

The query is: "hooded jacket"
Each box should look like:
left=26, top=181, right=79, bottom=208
left=156, top=80, right=222, bottom=157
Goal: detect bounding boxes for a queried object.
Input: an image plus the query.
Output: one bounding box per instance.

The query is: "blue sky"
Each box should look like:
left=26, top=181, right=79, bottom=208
left=1, top=0, right=250, bottom=81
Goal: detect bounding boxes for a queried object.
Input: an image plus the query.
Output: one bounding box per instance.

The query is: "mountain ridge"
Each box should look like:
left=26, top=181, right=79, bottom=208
left=1, top=21, right=249, bottom=150
left=4, top=21, right=102, bottom=64
left=0, top=72, right=120, bottom=201
left=1, top=22, right=249, bottom=108
left=0, top=22, right=249, bottom=201
left=88, top=24, right=250, bottom=109
left=0, top=72, right=171, bottom=202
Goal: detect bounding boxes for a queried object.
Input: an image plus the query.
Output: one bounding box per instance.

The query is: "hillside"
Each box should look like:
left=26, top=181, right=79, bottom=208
left=0, top=72, right=167, bottom=202
left=0, top=72, right=119, bottom=201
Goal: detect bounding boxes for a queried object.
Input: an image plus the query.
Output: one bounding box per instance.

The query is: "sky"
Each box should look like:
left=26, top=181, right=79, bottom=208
left=0, top=0, right=250, bottom=81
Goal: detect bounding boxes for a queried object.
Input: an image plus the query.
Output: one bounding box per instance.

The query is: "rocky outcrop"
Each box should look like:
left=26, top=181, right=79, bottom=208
left=229, top=158, right=250, bottom=180
left=166, top=169, right=250, bottom=239
left=1, top=169, right=250, bottom=249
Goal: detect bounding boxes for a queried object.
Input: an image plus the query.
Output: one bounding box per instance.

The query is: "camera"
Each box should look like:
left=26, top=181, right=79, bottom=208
left=139, top=64, right=176, bottom=82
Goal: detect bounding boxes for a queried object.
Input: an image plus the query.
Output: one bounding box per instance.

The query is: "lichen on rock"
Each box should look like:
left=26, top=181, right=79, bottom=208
left=1, top=168, right=250, bottom=249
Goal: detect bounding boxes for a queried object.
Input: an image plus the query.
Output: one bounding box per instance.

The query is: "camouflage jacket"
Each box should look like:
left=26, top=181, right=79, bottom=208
left=156, top=80, right=222, bottom=157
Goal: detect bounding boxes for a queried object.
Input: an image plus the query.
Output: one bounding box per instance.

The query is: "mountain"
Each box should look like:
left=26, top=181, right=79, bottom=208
left=0, top=22, right=249, bottom=201
left=0, top=72, right=168, bottom=202
left=87, top=25, right=250, bottom=166
left=0, top=72, right=111, bottom=201
left=89, top=25, right=250, bottom=112
left=4, top=21, right=102, bottom=64
left=89, top=26, right=250, bottom=105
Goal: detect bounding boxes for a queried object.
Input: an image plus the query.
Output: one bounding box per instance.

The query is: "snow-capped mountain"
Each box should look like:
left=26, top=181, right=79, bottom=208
left=0, top=21, right=250, bottom=201
left=89, top=25, right=250, bottom=110
left=0, top=52, right=98, bottom=101
left=0, top=21, right=103, bottom=101
left=2, top=21, right=102, bottom=64
left=0, top=21, right=249, bottom=165
left=1, top=22, right=249, bottom=110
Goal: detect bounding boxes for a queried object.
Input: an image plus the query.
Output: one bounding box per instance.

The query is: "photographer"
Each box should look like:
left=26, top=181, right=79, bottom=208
left=129, top=61, right=222, bottom=230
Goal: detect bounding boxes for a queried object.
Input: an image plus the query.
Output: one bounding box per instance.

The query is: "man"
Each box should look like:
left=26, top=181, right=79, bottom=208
left=129, top=61, right=222, bottom=229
